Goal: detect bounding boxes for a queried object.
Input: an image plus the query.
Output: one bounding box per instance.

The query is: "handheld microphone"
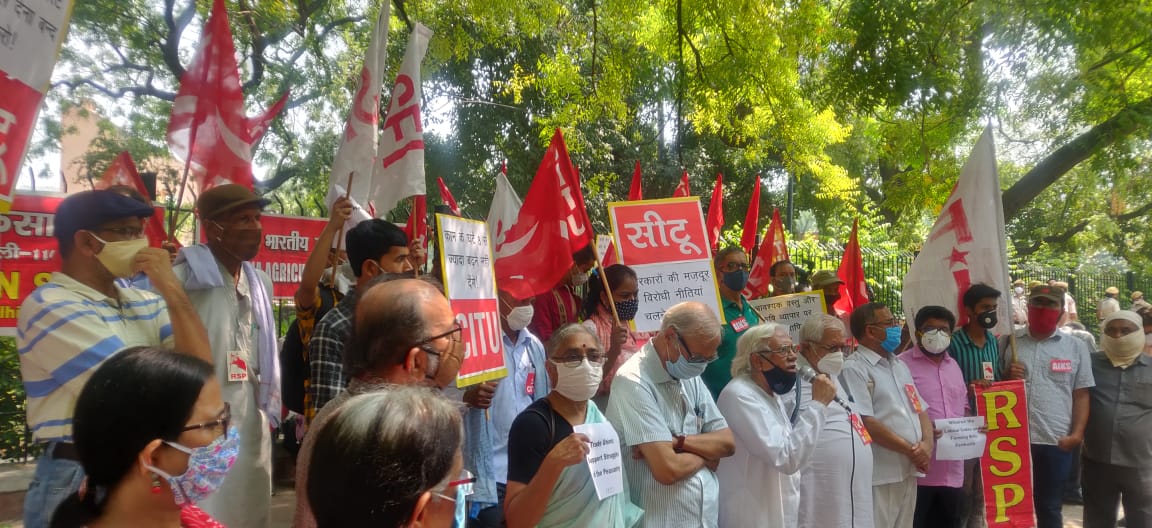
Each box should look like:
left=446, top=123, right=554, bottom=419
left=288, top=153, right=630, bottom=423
left=798, top=365, right=851, bottom=411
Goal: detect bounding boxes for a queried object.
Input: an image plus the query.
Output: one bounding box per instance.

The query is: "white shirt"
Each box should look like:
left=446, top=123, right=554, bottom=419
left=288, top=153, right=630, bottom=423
left=716, top=375, right=827, bottom=528
left=841, top=346, right=927, bottom=485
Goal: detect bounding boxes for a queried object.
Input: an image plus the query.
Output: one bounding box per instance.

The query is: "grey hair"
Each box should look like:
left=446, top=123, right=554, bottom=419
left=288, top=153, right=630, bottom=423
left=799, top=313, right=847, bottom=344
left=731, top=322, right=786, bottom=378
left=547, top=323, right=602, bottom=357
left=307, top=386, right=463, bottom=528
left=661, top=302, right=722, bottom=342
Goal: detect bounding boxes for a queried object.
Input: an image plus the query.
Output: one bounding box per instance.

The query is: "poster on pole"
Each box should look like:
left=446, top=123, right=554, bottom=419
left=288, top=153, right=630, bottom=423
left=607, top=198, right=724, bottom=332
left=974, top=380, right=1035, bottom=527
left=436, top=213, right=507, bottom=387
left=747, top=292, right=827, bottom=343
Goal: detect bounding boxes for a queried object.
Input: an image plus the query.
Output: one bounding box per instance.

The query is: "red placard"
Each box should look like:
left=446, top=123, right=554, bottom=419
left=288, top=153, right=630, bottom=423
left=975, top=380, right=1035, bottom=527
left=0, top=193, right=63, bottom=334
left=453, top=297, right=504, bottom=381
left=610, top=198, right=710, bottom=265
left=0, top=76, right=44, bottom=213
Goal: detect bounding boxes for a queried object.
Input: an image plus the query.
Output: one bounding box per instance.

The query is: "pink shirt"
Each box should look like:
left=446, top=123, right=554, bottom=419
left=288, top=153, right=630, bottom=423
left=902, top=345, right=968, bottom=488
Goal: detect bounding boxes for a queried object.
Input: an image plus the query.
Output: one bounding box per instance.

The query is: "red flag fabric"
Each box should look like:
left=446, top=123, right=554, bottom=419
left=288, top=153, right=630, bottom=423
left=705, top=173, right=724, bottom=251
left=744, top=208, right=790, bottom=299
left=740, top=177, right=761, bottom=255
left=628, top=160, right=644, bottom=201
left=672, top=171, right=691, bottom=197
left=404, top=195, right=428, bottom=251
left=95, top=152, right=174, bottom=249
left=834, top=219, right=868, bottom=315
left=494, top=129, right=593, bottom=300
left=166, top=0, right=287, bottom=192
left=437, top=177, right=462, bottom=216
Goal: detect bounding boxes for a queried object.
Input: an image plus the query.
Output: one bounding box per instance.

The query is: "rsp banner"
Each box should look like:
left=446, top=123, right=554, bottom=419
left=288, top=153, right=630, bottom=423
left=975, top=380, right=1035, bottom=527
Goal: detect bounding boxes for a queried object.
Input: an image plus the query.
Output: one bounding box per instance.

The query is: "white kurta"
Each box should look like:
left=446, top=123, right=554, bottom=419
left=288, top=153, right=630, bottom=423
left=716, top=374, right=827, bottom=528
left=173, top=260, right=273, bottom=528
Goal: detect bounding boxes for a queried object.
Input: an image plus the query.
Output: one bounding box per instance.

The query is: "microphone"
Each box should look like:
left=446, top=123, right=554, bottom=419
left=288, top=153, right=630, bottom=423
left=798, top=365, right=851, bottom=411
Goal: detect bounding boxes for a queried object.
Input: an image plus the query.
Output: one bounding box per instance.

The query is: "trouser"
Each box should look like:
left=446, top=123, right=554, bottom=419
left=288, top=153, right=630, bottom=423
left=1064, top=445, right=1083, bottom=499
left=23, top=443, right=85, bottom=528
left=1030, top=444, right=1073, bottom=528
left=960, top=458, right=987, bottom=528
left=873, top=477, right=917, bottom=528
left=1082, top=457, right=1152, bottom=528
left=470, top=482, right=507, bottom=528
left=914, top=485, right=965, bottom=528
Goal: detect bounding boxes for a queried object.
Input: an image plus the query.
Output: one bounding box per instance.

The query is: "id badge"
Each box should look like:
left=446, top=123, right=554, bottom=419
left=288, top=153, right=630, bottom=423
left=904, top=384, right=923, bottom=413
left=982, top=361, right=995, bottom=381
left=1050, top=359, right=1073, bottom=373
left=228, top=350, right=249, bottom=382
left=850, top=413, right=873, bottom=445
left=525, top=372, right=536, bottom=395
left=731, top=316, right=750, bottom=333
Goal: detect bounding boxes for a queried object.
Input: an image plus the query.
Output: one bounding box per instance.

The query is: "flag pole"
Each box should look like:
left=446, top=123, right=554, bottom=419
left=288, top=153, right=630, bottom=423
left=167, top=140, right=197, bottom=244
left=596, top=256, right=621, bottom=325
left=329, top=172, right=355, bottom=280
left=411, top=196, right=421, bottom=277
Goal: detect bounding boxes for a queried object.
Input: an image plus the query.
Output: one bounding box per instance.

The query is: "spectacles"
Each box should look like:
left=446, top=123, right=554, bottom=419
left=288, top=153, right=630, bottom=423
left=677, top=333, right=718, bottom=364
left=432, top=469, right=476, bottom=502
left=811, top=342, right=851, bottom=355
left=720, top=262, right=751, bottom=272
left=551, top=353, right=607, bottom=368
left=755, top=344, right=798, bottom=357
left=93, top=226, right=146, bottom=239
left=868, top=318, right=898, bottom=328
left=182, top=402, right=230, bottom=433
left=416, top=321, right=464, bottom=351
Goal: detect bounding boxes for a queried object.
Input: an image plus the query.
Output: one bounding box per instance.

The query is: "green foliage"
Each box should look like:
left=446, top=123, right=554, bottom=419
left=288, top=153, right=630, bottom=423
left=0, top=337, right=37, bottom=461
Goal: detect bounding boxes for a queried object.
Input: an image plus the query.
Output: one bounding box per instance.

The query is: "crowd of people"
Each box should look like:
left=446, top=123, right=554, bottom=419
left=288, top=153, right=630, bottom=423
left=15, top=187, right=1152, bottom=528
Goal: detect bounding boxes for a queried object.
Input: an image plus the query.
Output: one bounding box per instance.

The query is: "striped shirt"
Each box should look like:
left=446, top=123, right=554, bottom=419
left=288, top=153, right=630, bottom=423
left=18, top=272, right=173, bottom=442
left=948, top=328, right=1002, bottom=384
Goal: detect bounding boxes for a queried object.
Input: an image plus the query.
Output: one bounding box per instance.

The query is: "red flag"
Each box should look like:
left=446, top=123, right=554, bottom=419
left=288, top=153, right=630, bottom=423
left=740, top=177, right=761, bottom=255
left=628, top=161, right=644, bottom=201
left=166, top=0, right=288, bottom=192
left=744, top=208, right=790, bottom=299
left=834, top=219, right=868, bottom=315
left=705, top=173, right=724, bottom=251
left=437, top=177, right=462, bottom=216
left=494, top=129, right=593, bottom=299
left=404, top=195, right=428, bottom=250
left=96, top=152, right=174, bottom=249
left=672, top=171, right=691, bottom=197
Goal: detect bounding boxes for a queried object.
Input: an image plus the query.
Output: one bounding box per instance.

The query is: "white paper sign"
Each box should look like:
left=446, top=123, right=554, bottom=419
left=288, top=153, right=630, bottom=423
left=934, top=416, right=986, bottom=461
left=572, top=422, right=624, bottom=500
left=595, top=234, right=614, bottom=262
left=747, top=292, right=828, bottom=343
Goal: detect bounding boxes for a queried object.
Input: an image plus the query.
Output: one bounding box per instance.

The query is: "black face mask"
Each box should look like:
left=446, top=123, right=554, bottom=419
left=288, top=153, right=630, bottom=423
left=762, top=367, right=797, bottom=395
left=614, top=298, right=639, bottom=321
left=977, top=309, right=998, bottom=329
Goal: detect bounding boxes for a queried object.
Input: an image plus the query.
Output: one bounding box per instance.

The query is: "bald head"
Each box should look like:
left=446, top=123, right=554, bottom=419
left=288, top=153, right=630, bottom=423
left=345, top=277, right=449, bottom=378
left=661, top=302, right=722, bottom=342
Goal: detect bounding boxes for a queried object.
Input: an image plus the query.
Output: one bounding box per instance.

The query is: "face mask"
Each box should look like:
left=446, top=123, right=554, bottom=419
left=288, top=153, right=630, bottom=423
left=90, top=234, right=148, bottom=278
left=145, top=427, right=239, bottom=506
left=1014, top=287, right=1025, bottom=295
left=1102, top=332, right=1145, bottom=367
left=570, top=268, right=590, bottom=286
left=773, top=277, right=796, bottom=294
left=977, top=309, right=998, bottom=329
left=816, top=351, right=844, bottom=377
left=722, top=270, right=750, bottom=291
left=920, top=329, right=951, bottom=354
left=452, top=485, right=466, bottom=528
left=761, top=365, right=797, bottom=395
left=551, top=358, right=603, bottom=401
left=614, top=298, right=639, bottom=321
left=666, top=354, right=708, bottom=380
left=506, top=305, right=534, bottom=331
left=876, top=325, right=902, bottom=353
left=1027, top=306, right=1062, bottom=336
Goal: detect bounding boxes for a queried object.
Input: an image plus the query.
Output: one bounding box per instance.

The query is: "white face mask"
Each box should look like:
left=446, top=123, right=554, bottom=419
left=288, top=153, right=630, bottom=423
left=90, top=234, right=148, bottom=278
left=1014, top=286, right=1025, bottom=295
left=920, top=329, right=952, bottom=355
left=1102, top=331, right=1146, bottom=366
left=551, top=358, right=603, bottom=401
left=816, top=351, right=844, bottom=377
left=570, top=268, right=590, bottom=287
left=506, top=305, right=534, bottom=331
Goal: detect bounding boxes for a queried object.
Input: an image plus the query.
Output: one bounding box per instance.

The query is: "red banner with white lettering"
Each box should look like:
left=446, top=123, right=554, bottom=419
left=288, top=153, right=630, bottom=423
left=975, top=380, right=1035, bottom=527
left=0, top=193, right=63, bottom=334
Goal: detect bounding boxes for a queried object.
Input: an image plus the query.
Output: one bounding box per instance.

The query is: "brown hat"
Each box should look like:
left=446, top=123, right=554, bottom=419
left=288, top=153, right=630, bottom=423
left=196, top=184, right=269, bottom=221
left=1029, top=285, right=1065, bottom=304
left=1105, top=286, right=1119, bottom=295
left=1012, top=279, right=1025, bottom=287
left=1133, top=291, right=1145, bottom=301
left=810, top=270, right=844, bottom=289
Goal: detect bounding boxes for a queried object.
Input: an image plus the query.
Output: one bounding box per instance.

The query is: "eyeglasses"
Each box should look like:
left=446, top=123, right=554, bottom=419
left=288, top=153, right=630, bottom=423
left=551, top=353, right=607, bottom=368
left=811, top=342, right=851, bottom=355
left=416, top=321, right=464, bottom=351
left=720, top=262, right=751, bottom=272
left=182, top=402, right=230, bottom=433
left=755, top=344, right=798, bottom=357
left=867, top=318, right=898, bottom=328
left=93, top=226, right=146, bottom=239
left=432, top=469, right=476, bottom=502
left=677, top=333, right=718, bottom=364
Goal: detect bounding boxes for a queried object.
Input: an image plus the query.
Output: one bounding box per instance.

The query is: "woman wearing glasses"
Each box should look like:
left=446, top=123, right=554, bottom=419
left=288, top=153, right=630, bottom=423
left=504, top=324, right=643, bottom=528
left=50, top=347, right=235, bottom=528
left=580, top=264, right=654, bottom=408
left=306, top=386, right=465, bottom=528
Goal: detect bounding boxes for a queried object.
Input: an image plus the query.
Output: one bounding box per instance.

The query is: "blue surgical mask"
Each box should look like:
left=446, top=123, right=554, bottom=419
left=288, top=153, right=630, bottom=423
left=722, top=270, right=750, bottom=291
left=666, top=355, right=708, bottom=380
left=880, top=325, right=902, bottom=353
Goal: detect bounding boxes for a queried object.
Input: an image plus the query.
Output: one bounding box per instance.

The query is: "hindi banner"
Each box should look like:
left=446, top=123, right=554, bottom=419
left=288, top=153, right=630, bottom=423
left=250, top=215, right=327, bottom=298
left=0, top=192, right=63, bottom=334
left=974, top=380, right=1035, bottom=527
left=747, top=291, right=828, bottom=344
left=608, top=198, right=724, bottom=332
left=437, top=213, right=507, bottom=386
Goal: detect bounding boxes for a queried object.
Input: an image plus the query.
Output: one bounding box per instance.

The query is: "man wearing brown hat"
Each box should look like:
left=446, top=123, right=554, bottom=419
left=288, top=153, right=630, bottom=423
left=1014, top=284, right=1095, bottom=528
left=1097, top=286, right=1121, bottom=321
left=1131, top=291, right=1151, bottom=313
left=810, top=270, right=845, bottom=317
left=171, top=184, right=276, bottom=527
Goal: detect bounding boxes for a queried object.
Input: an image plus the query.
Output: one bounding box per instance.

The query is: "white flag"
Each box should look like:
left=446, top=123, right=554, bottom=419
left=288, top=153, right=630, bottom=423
left=369, top=23, right=433, bottom=217
left=328, top=3, right=391, bottom=206
left=902, top=126, right=1012, bottom=335
left=487, top=169, right=523, bottom=247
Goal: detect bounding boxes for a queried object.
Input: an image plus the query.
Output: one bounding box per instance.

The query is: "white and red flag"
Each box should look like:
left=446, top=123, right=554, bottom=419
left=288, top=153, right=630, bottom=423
left=740, top=176, right=761, bottom=255
left=834, top=219, right=868, bottom=316
left=166, top=0, right=288, bottom=191
left=95, top=152, right=172, bottom=248
left=672, top=171, right=691, bottom=197
left=494, top=129, right=592, bottom=300
left=745, top=208, right=790, bottom=299
left=902, top=127, right=1011, bottom=332
left=628, top=160, right=643, bottom=201
left=705, top=173, right=724, bottom=251
left=370, top=23, right=433, bottom=217
left=437, top=177, right=462, bottom=216
left=487, top=164, right=522, bottom=247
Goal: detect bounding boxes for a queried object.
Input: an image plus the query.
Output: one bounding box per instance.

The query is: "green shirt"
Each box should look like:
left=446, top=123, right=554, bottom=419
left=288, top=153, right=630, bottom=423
left=702, top=295, right=760, bottom=400
left=948, top=328, right=1002, bottom=384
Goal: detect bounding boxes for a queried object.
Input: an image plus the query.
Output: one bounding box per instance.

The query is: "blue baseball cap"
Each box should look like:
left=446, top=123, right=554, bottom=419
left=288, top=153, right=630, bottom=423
left=54, top=190, right=156, bottom=244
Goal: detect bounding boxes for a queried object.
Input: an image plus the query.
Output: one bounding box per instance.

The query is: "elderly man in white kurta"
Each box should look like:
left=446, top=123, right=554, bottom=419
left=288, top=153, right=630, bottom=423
left=716, top=322, right=836, bottom=527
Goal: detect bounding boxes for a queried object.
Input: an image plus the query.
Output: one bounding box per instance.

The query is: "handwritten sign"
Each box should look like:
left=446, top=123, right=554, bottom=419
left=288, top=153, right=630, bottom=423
left=747, top=292, right=827, bottom=343
left=975, top=380, right=1034, bottom=527
left=437, top=213, right=507, bottom=386
left=934, top=416, right=986, bottom=461
left=608, top=198, right=725, bottom=332
left=573, top=421, right=624, bottom=500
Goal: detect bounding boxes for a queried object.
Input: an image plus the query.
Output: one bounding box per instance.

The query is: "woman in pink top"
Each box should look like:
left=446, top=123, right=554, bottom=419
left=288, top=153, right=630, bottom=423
left=581, top=264, right=654, bottom=406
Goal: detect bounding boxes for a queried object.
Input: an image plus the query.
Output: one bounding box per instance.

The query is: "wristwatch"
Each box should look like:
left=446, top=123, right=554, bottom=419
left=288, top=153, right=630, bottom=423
left=673, top=434, right=686, bottom=453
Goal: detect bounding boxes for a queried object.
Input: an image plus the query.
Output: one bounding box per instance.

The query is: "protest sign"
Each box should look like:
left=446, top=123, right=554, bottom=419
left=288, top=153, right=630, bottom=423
left=595, top=234, right=614, bottom=263
left=249, top=215, right=327, bottom=298
left=747, top=292, right=827, bottom=343
left=975, top=380, right=1034, bottom=527
left=0, top=192, right=62, bottom=334
left=935, top=416, right=987, bottom=461
left=436, top=213, right=507, bottom=386
left=573, top=421, right=624, bottom=500
left=608, top=198, right=724, bottom=332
